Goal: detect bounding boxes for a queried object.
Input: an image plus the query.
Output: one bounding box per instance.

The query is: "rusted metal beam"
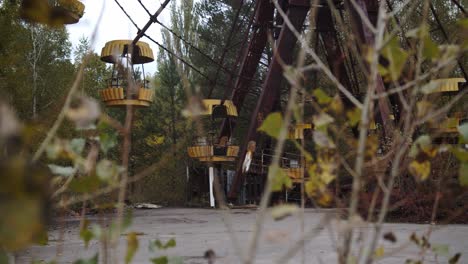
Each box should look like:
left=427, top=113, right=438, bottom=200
left=219, top=0, right=274, bottom=139
left=228, top=4, right=309, bottom=200
left=317, top=6, right=356, bottom=107
left=230, top=1, right=274, bottom=110
left=132, top=0, right=171, bottom=45
left=289, top=0, right=311, bottom=7
left=345, top=0, right=394, bottom=137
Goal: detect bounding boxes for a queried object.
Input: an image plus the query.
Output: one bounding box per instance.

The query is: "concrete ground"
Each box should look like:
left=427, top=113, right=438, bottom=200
left=17, top=208, right=468, bottom=264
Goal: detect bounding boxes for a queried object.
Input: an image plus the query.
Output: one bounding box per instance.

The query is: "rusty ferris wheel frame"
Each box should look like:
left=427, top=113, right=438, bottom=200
left=116, top=0, right=467, bottom=202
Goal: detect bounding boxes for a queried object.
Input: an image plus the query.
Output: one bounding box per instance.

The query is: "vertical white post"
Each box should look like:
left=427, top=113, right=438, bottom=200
left=209, top=166, right=215, bottom=208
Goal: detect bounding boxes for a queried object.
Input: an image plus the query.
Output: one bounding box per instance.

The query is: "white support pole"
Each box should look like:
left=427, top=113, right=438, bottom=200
left=209, top=166, right=215, bottom=208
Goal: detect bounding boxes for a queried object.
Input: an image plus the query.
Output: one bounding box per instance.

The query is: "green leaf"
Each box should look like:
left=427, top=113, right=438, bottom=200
left=409, top=135, right=431, bottom=158
left=70, top=138, right=86, bottom=155
left=457, top=18, right=468, bottom=28
left=450, top=147, right=468, bottom=162
left=125, top=232, right=139, bottom=264
left=458, top=123, right=468, bottom=143
left=313, top=112, right=334, bottom=129
left=422, top=36, right=440, bottom=60
left=79, top=219, right=93, bottom=249
left=346, top=108, right=362, bottom=127
left=330, top=94, right=344, bottom=114
left=258, top=112, right=283, bottom=139
left=0, top=251, right=8, bottom=264
left=269, top=165, right=292, bottom=192
left=69, top=175, right=101, bottom=193
left=167, top=256, right=183, bottom=264
left=66, top=97, right=101, bottom=130
left=432, top=244, right=449, bottom=257
left=271, top=204, right=298, bottom=221
left=0, top=198, right=45, bottom=251
left=100, top=132, right=117, bottom=154
left=313, top=89, right=332, bottom=105
left=48, top=164, right=76, bottom=177
left=35, top=229, right=48, bottom=246
left=123, top=210, right=133, bottom=231
left=317, top=162, right=336, bottom=184
left=151, top=257, right=168, bottom=264
left=406, top=24, right=440, bottom=60
left=73, top=254, right=98, bottom=264
left=90, top=224, right=103, bottom=240
left=459, top=163, right=468, bottom=186
left=150, top=238, right=176, bottom=251
left=96, top=160, right=122, bottom=181
left=46, top=140, right=64, bottom=160
left=381, top=36, right=408, bottom=81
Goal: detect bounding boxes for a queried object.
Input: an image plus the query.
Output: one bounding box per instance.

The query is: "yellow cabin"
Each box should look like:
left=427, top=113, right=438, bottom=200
left=51, top=0, right=85, bottom=24
left=99, top=40, right=155, bottom=107
left=20, top=0, right=85, bottom=25
left=427, top=78, right=465, bottom=93
left=288, top=123, right=312, bottom=140
left=427, top=78, right=466, bottom=135
left=186, top=100, right=240, bottom=163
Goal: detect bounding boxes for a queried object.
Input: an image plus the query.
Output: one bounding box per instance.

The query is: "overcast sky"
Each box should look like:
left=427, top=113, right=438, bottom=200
left=66, top=0, right=172, bottom=74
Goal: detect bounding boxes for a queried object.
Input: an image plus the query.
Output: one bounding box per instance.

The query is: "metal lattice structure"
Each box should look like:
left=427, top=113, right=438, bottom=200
left=111, top=0, right=467, bottom=204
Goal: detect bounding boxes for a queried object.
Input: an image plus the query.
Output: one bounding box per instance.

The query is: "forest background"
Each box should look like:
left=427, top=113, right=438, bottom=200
left=0, top=0, right=264, bottom=206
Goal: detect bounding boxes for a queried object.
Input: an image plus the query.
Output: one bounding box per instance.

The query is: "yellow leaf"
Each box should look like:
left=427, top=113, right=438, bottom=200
left=330, top=95, right=344, bottom=114
left=125, top=232, right=139, bottom=264
left=374, top=246, right=385, bottom=258
left=305, top=178, right=320, bottom=198
left=258, top=112, right=283, bottom=139
left=381, top=36, right=408, bottom=81
left=317, top=191, right=333, bottom=206
left=145, top=135, right=165, bottom=146
left=346, top=108, right=362, bottom=127
left=409, top=160, right=431, bottom=181
left=271, top=204, right=299, bottom=221
left=318, top=162, right=336, bottom=185
left=313, top=89, right=332, bottom=105
left=269, top=165, right=292, bottom=192
left=365, top=135, right=379, bottom=158
left=313, top=112, right=334, bottom=128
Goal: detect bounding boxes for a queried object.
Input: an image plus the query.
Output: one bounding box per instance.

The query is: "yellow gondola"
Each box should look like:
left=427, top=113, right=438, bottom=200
left=427, top=78, right=466, bottom=135
left=427, top=78, right=465, bottom=93
left=284, top=124, right=313, bottom=182
left=288, top=123, right=312, bottom=140
left=51, top=0, right=85, bottom=24
left=186, top=99, right=240, bottom=162
left=20, top=0, right=85, bottom=25
left=99, top=40, right=155, bottom=107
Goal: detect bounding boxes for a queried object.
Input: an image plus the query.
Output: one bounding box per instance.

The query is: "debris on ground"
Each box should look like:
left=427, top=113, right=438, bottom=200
left=133, top=203, right=162, bottom=209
